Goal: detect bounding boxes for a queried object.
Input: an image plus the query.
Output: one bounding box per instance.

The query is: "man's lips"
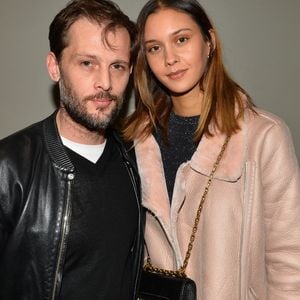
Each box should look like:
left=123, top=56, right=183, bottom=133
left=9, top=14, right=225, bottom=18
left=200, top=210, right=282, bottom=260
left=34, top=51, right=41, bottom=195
left=91, top=98, right=113, bottom=109
left=167, top=69, right=187, bottom=80
left=94, top=97, right=112, bottom=102
left=85, top=91, right=118, bottom=110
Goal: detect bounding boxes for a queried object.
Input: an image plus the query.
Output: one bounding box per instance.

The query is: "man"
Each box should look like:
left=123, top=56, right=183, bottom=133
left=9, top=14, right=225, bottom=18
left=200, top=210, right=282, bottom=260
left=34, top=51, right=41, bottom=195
left=0, top=0, right=143, bottom=299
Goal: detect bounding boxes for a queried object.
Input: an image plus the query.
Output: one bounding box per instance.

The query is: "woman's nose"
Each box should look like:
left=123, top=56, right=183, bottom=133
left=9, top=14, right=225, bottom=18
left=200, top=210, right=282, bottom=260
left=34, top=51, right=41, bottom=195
left=164, top=46, right=179, bottom=66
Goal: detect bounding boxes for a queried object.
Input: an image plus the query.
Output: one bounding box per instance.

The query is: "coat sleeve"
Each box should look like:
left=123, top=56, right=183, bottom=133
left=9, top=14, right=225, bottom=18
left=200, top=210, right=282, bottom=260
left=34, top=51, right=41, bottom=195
left=0, top=145, right=24, bottom=256
left=0, top=160, right=10, bottom=254
left=261, top=120, right=300, bottom=299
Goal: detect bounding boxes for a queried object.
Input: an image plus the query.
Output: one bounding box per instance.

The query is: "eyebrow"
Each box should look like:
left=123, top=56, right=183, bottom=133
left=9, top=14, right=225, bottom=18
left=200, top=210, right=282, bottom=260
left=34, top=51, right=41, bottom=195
left=144, top=28, right=192, bottom=45
left=73, top=53, right=97, bottom=59
left=73, top=53, right=130, bottom=65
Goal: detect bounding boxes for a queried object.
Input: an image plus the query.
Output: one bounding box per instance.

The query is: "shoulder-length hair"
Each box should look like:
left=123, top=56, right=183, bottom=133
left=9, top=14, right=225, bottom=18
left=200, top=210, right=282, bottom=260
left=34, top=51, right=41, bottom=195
left=123, top=0, right=254, bottom=143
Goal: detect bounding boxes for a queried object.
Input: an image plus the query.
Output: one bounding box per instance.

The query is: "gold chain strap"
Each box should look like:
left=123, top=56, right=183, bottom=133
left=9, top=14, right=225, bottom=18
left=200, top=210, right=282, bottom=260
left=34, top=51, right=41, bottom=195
left=144, top=136, right=230, bottom=278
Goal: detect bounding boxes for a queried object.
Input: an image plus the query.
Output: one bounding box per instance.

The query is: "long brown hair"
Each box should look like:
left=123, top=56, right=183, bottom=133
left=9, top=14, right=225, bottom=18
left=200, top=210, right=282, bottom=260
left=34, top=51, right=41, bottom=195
left=123, top=0, right=254, bottom=142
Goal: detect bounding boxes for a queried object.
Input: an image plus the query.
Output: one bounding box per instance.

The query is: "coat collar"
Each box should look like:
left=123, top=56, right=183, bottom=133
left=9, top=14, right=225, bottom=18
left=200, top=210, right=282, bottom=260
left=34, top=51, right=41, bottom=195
left=190, top=124, right=245, bottom=182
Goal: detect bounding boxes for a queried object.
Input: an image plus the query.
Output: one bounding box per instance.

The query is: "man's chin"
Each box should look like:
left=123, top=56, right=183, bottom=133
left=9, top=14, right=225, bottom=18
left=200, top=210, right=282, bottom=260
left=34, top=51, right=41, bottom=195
left=64, top=102, right=121, bottom=131
left=88, top=109, right=119, bottom=130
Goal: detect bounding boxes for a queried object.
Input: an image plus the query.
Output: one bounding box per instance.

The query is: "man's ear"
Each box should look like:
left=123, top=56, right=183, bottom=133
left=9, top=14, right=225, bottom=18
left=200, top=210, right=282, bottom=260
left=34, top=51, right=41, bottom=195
left=46, top=52, right=60, bottom=82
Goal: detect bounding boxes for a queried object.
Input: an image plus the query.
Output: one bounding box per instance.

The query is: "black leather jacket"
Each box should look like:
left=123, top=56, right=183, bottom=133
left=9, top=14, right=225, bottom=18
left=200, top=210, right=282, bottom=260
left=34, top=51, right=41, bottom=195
left=0, top=112, right=144, bottom=300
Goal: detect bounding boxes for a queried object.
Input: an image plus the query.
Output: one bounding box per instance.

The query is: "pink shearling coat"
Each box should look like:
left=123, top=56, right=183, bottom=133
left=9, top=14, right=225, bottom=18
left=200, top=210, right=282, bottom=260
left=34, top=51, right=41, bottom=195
left=134, top=108, right=300, bottom=300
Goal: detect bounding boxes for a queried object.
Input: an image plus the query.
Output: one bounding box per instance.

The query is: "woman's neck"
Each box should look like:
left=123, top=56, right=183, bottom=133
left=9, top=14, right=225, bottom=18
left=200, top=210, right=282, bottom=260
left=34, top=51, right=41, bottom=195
left=171, top=89, right=203, bottom=117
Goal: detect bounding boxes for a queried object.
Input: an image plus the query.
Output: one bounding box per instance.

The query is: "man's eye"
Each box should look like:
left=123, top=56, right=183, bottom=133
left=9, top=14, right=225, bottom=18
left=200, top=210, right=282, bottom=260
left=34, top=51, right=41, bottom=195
left=81, top=61, right=92, bottom=67
left=112, top=64, right=126, bottom=70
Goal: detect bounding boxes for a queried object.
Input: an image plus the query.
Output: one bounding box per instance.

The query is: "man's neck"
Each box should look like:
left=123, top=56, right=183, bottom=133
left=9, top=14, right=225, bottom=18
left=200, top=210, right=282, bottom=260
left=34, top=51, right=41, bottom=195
left=56, top=108, right=106, bottom=145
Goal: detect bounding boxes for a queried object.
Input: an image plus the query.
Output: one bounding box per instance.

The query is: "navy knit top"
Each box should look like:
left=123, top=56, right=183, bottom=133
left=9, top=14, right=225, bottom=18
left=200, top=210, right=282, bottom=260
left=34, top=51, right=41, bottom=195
left=154, top=112, right=199, bottom=201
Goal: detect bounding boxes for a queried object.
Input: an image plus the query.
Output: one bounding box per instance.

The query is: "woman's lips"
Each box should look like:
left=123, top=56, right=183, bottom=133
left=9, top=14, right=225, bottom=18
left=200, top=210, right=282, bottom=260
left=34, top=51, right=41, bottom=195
left=167, top=69, right=187, bottom=80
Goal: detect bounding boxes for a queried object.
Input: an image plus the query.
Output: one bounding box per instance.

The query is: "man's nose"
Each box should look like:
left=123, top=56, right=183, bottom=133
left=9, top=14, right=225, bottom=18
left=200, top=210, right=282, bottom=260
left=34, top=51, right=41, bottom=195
left=94, top=68, right=112, bottom=91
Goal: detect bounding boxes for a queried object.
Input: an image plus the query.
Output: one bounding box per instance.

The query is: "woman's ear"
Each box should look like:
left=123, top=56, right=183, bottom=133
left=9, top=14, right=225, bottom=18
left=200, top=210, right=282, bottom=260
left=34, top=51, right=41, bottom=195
left=46, top=52, right=60, bottom=82
left=208, top=29, right=216, bottom=57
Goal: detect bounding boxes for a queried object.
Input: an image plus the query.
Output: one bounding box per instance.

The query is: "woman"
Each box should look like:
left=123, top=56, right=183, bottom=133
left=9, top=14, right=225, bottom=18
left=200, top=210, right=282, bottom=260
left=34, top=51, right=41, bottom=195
left=123, top=0, right=300, bottom=299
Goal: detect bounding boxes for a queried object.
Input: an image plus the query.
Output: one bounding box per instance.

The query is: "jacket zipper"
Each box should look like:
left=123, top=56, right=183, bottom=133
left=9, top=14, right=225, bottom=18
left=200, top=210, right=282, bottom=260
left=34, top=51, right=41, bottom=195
left=51, top=173, right=73, bottom=300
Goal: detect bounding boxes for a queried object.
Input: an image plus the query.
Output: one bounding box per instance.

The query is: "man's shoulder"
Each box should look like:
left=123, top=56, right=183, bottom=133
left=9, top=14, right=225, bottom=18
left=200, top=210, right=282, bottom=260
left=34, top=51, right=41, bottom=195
left=0, top=114, right=55, bottom=158
left=1, top=121, right=41, bottom=146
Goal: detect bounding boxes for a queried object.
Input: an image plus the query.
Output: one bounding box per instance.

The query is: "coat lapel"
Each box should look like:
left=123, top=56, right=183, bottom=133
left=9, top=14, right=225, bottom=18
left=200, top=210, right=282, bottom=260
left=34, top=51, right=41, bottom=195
left=134, top=135, right=172, bottom=230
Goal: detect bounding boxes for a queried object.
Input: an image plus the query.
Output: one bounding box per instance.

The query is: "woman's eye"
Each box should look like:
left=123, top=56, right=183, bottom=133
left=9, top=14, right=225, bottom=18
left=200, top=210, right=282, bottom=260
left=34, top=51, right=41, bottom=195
left=177, top=36, right=189, bottom=44
left=147, top=45, right=160, bottom=54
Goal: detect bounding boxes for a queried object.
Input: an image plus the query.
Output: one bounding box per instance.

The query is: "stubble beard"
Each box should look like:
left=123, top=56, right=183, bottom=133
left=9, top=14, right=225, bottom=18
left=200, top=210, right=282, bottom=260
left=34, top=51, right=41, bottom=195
left=58, top=76, right=123, bottom=132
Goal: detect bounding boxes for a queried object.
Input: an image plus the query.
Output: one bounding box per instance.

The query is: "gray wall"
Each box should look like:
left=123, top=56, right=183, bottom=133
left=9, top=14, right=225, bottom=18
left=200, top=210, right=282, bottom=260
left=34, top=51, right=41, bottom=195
left=1, top=0, right=299, bottom=162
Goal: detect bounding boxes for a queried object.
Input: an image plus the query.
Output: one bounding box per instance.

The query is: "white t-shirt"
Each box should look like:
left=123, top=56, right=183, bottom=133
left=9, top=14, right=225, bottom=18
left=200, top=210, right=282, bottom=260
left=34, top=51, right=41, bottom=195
left=61, top=136, right=107, bottom=163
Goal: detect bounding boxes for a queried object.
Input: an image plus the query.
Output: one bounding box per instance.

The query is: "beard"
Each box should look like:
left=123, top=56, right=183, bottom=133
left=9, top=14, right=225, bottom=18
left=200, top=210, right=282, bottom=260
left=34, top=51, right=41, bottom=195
left=58, top=75, right=123, bottom=132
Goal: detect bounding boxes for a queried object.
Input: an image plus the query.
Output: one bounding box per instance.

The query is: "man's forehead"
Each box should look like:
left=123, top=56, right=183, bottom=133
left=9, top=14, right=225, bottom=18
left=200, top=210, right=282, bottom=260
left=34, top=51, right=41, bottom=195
left=67, top=18, right=130, bottom=43
left=64, top=18, right=131, bottom=57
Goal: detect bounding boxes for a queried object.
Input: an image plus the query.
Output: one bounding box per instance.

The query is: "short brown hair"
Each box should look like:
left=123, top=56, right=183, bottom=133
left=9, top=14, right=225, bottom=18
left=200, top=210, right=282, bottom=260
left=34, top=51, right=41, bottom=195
left=48, top=0, right=137, bottom=64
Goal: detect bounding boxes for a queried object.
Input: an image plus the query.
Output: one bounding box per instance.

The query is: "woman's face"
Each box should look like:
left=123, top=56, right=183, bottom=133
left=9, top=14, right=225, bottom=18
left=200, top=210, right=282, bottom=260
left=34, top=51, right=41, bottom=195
left=143, top=8, right=210, bottom=98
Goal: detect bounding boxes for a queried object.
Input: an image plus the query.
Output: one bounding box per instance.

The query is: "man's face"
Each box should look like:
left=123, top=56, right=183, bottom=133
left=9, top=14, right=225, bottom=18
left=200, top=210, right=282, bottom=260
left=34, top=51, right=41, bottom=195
left=49, top=18, right=132, bottom=131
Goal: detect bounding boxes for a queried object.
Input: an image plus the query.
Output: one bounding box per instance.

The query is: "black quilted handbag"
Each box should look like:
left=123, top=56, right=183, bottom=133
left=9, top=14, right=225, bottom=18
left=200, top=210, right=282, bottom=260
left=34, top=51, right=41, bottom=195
left=138, top=269, right=196, bottom=299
